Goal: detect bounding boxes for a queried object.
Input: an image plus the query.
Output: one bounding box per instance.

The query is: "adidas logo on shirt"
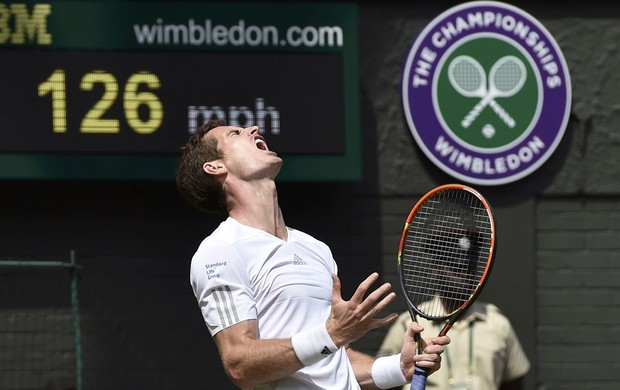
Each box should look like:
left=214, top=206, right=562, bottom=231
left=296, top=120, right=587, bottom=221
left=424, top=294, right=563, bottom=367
left=292, top=254, right=308, bottom=265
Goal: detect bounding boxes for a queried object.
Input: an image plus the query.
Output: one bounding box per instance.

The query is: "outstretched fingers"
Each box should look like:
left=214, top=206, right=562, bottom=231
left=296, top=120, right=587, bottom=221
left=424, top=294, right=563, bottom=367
left=349, top=273, right=397, bottom=319
left=328, top=273, right=398, bottom=345
left=348, top=272, right=380, bottom=303
left=331, top=274, right=343, bottom=303
left=362, top=288, right=397, bottom=327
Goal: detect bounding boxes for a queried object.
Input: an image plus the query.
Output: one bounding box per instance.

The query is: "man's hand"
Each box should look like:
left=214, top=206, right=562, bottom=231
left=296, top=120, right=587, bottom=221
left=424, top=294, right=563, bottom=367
left=400, top=322, right=450, bottom=380
left=327, top=273, right=398, bottom=347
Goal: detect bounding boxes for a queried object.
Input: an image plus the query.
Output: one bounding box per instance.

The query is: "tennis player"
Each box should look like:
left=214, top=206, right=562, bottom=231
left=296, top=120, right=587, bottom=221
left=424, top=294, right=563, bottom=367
left=176, top=120, right=450, bottom=389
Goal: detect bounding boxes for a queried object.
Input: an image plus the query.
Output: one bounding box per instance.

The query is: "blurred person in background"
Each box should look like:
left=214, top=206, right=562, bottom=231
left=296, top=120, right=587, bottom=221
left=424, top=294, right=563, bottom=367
left=377, top=298, right=529, bottom=390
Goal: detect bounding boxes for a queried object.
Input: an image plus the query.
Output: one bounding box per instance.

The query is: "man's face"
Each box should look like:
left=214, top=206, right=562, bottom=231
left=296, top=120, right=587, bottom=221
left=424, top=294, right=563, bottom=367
left=205, top=125, right=282, bottom=180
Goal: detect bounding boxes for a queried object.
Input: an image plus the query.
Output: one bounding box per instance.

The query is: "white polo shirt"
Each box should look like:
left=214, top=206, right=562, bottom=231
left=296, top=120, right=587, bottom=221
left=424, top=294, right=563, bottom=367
left=190, top=217, right=359, bottom=389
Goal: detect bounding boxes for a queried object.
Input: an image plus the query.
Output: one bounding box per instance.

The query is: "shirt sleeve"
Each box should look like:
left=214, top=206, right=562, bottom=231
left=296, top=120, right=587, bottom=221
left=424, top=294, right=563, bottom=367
left=189, top=239, right=257, bottom=336
left=502, top=321, right=531, bottom=382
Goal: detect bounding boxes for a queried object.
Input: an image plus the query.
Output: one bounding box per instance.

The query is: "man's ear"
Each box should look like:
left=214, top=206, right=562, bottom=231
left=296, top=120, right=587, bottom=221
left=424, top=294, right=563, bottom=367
left=203, top=160, right=226, bottom=175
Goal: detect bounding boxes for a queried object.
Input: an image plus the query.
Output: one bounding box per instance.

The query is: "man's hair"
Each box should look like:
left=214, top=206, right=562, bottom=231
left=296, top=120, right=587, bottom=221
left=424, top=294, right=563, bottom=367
left=176, top=119, right=228, bottom=214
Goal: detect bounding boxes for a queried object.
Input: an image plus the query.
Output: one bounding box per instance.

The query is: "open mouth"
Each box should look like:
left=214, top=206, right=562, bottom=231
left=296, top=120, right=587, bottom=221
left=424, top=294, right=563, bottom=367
left=255, top=138, right=269, bottom=151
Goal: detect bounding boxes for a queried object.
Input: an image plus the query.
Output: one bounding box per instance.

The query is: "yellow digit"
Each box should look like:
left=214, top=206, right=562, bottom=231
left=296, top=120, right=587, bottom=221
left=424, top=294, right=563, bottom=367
left=80, top=71, right=120, bottom=133
left=0, top=4, right=10, bottom=44
left=124, top=72, right=163, bottom=134
left=38, top=69, right=67, bottom=133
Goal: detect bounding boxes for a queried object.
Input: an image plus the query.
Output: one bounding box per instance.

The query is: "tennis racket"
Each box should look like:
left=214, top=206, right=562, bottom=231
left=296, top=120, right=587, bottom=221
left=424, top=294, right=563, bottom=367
left=459, top=55, right=526, bottom=129
left=397, top=184, right=496, bottom=390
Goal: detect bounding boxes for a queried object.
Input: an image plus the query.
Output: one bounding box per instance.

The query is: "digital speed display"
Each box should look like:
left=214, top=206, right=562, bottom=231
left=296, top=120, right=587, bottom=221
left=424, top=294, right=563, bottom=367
left=0, top=2, right=361, bottom=180
left=2, top=50, right=343, bottom=154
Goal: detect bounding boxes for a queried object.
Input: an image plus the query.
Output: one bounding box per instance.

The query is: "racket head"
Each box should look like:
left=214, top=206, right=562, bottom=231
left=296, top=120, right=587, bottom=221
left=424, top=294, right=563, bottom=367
left=397, top=184, right=496, bottom=330
left=489, top=55, right=526, bottom=97
left=448, top=55, right=486, bottom=98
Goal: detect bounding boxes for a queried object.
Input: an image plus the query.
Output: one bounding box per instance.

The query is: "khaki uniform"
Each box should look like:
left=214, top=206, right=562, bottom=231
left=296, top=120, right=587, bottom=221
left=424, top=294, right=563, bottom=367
left=377, top=300, right=530, bottom=390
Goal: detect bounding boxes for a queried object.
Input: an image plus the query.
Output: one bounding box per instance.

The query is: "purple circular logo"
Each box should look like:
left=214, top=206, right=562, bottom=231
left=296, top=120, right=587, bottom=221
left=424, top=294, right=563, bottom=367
left=402, top=1, right=571, bottom=185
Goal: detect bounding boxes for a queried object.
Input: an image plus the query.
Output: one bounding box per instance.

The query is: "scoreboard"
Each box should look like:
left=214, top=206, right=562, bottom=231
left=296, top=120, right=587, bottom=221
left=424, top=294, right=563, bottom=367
left=0, top=2, right=361, bottom=180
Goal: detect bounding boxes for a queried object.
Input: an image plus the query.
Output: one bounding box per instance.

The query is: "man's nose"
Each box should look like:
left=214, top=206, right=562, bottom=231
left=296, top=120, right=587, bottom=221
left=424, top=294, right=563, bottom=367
left=246, top=126, right=260, bottom=135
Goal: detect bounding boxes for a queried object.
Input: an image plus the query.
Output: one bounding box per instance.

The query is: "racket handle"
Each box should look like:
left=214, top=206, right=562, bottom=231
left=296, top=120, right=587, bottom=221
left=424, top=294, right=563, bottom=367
left=409, top=366, right=428, bottom=390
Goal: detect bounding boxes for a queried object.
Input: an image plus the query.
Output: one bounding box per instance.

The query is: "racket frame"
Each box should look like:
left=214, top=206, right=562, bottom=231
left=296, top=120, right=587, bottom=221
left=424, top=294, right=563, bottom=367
left=397, top=183, right=497, bottom=337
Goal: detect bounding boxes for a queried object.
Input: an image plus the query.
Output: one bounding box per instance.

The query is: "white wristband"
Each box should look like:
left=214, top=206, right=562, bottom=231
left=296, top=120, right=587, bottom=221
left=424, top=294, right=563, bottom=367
left=291, top=322, right=338, bottom=366
left=371, top=354, right=408, bottom=389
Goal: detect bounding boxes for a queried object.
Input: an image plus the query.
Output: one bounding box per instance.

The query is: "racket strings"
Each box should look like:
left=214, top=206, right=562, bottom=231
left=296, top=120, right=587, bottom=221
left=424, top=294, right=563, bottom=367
left=400, top=189, right=493, bottom=319
left=451, top=59, right=483, bottom=93
left=493, top=61, right=523, bottom=92
left=491, top=57, right=526, bottom=95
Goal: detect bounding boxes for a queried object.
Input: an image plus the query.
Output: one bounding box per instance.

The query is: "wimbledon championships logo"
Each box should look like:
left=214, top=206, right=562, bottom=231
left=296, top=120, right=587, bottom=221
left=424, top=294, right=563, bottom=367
left=402, top=1, right=571, bottom=185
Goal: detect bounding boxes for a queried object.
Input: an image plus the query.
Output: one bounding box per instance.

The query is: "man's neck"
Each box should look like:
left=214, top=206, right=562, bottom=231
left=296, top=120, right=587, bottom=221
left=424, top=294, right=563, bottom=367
left=226, top=178, right=288, bottom=240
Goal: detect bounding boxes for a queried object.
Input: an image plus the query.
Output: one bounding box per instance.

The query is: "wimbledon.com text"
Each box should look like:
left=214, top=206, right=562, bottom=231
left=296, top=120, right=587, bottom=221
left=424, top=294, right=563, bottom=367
left=133, top=19, right=345, bottom=48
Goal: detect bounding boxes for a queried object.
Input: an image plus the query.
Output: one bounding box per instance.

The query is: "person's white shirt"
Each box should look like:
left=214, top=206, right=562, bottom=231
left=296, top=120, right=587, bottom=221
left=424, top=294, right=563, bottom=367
left=190, top=217, right=360, bottom=389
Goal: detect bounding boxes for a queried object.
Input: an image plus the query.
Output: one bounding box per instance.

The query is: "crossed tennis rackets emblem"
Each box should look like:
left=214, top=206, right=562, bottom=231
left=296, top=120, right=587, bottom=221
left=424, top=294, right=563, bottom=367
left=448, top=55, right=527, bottom=132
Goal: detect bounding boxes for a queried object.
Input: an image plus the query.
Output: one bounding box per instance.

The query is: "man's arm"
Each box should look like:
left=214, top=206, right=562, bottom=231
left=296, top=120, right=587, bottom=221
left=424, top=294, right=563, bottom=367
left=213, top=273, right=398, bottom=389
left=346, top=347, right=379, bottom=389
left=213, top=319, right=303, bottom=389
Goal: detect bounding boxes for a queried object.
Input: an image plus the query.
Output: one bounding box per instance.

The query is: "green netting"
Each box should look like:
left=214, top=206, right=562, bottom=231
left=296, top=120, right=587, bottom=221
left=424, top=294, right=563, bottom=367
left=0, top=252, right=81, bottom=390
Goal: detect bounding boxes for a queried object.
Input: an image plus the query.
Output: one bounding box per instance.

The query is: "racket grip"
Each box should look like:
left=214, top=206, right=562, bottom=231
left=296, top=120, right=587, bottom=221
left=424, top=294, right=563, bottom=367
left=409, top=366, right=428, bottom=390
